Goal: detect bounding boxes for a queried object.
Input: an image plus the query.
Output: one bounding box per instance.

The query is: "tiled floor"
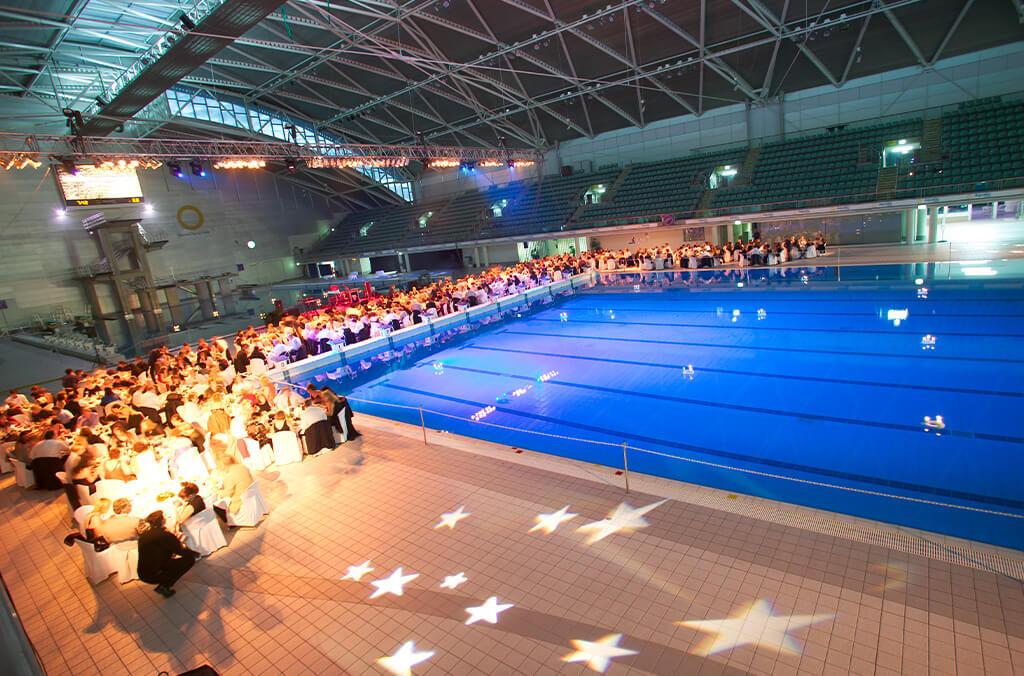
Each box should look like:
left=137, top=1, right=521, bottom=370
left=2, top=416, right=1023, bottom=676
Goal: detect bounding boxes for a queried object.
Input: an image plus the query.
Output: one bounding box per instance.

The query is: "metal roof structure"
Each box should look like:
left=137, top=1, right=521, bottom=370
left=0, top=0, right=1021, bottom=207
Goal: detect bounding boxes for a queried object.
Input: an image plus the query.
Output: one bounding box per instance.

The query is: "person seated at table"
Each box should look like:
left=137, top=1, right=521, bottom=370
left=213, top=454, right=253, bottom=521
left=71, top=449, right=101, bottom=496
left=101, top=445, right=135, bottom=481
left=137, top=511, right=198, bottom=598
left=94, top=498, right=141, bottom=543
left=299, top=399, right=332, bottom=455
left=176, top=482, right=206, bottom=525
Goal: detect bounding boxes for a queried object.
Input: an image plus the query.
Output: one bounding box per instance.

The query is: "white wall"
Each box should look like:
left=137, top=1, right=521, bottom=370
left=547, top=43, right=1024, bottom=172
left=0, top=166, right=338, bottom=329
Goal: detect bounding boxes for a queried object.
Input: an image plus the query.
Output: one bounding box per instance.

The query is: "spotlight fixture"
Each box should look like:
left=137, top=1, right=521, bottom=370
left=213, top=158, right=267, bottom=169
left=61, top=158, right=78, bottom=175
left=285, top=158, right=297, bottom=174
left=460, top=160, right=477, bottom=173
left=168, top=161, right=183, bottom=178
left=62, top=108, right=84, bottom=134
left=426, top=158, right=460, bottom=168
left=189, top=159, right=206, bottom=177
left=179, top=12, right=196, bottom=30
left=95, top=95, right=107, bottom=107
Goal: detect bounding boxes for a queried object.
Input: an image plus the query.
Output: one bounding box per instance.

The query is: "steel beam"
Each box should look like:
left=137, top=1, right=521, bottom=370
left=929, top=0, right=976, bottom=66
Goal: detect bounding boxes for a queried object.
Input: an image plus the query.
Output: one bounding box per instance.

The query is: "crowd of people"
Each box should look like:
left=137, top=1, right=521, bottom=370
left=1, top=345, right=361, bottom=597
left=0, top=231, right=825, bottom=595
left=240, top=233, right=827, bottom=366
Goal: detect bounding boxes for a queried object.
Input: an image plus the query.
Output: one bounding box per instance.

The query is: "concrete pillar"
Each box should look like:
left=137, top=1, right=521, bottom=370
left=966, top=203, right=973, bottom=220
left=927, top=207, right=939, bottom=244
left=137, top=290, right=159, bottom=333
left=480, top=246, right=490, bottom=267
left=165, top=287, right=187, bottom=326
left=217, top=277, right=236, bottom=316
left=196, top=280, right=215, bottom=320
left=992, top=201, right=999, bottom=220
left=472, top=247, right=480, bottom=268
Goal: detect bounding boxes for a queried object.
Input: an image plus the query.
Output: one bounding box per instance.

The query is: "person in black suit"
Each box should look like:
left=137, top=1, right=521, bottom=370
left=137, top=511, right=198, bottom=598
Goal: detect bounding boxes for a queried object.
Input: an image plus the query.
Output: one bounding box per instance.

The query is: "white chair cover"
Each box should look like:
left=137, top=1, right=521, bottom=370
left=73, top=539, right=120, bottom=585
left=12, top=460, right=33, bottom=488
left=170, top=447, right=209, bottom=482
left=227, top=482, right=269, bottom=528
left=271, top=430, right=303, bottom=465
left=805, top=246, right=817, bottom=258
left=248, top=358, right=268, bottom=375
left=73, top=505, right=94, bottom=537
left=112, top=541, right=139, bottom=584
left=241, top=438, right=269, bottom=472
left=75, top=484, right=95, bottom=506
left=94, top=479, right=126, bottom=501
left=181, top=508, right=227, bottom=557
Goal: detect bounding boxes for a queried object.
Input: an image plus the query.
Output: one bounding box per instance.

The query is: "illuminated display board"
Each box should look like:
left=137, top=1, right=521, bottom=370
left=55, top=165, right=144, bottom=207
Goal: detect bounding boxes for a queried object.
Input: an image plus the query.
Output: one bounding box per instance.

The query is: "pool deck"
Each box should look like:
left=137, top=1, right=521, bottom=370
left=2, top=414, right=1022, bottom=676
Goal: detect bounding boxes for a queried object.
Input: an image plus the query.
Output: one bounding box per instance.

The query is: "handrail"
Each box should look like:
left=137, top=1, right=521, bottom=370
left=273, top=388, right=1024, bottom=521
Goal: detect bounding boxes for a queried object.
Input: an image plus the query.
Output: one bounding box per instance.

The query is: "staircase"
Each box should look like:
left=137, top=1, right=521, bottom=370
left=876, top=166, right=898, bottom=198
left=921, top=117, right=943, bottom=163
left=601, top=164, right=634, bottom=203
left=695, top=189, right=716, bottom=215
left=564, top=164, right=633, bottom=228
left=734, top=146, right=762, bottom=186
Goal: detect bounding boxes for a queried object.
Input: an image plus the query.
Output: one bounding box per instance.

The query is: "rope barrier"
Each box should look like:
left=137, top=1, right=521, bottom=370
left=308, top=392, right=1024, bottom=521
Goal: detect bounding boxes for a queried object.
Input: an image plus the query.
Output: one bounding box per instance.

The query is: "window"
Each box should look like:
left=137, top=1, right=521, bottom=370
left=708, top=165, right=738, bottom=190
left=359, top=221, right=375, bottom=238
left=166, top=87, right=415, bottom=202
left=490, top=199, right=508, bottom=218
left=418, top=212, right=433, bottom=229
left=582, top=185, right=607, bottom=205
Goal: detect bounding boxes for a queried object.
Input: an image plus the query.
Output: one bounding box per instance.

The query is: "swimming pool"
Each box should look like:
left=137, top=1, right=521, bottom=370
left=297, top=265, right=1024, bottom=550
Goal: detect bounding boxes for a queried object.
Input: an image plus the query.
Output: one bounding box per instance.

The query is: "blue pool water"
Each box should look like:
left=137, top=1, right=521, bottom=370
left=298, top=268, right=1024, bottom=550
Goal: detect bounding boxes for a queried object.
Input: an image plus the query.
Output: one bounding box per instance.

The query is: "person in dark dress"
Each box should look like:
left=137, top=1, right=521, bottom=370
left=137, top=511, right=198, bottom=598
left=319, top=387, right=361, bottom=441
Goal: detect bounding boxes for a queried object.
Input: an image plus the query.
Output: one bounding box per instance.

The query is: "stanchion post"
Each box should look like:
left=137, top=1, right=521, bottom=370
left=419, top=406, right=427, bottom=446
left=621, top=441, right=630, bottom=494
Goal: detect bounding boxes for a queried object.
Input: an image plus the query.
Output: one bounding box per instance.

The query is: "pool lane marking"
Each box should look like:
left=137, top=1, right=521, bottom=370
left=461, top=344, right=1024, bottom=398
left=430, top=363, right=1023, bottom=445
left=374, top=383, right=1024, bottom=511
left=527, top=317, right=1024, bottom=339
left=560, top=305, right=1024, bottom=319
left=502, top=330, right=1024, bottom=365
left=578, top=293, right=1024, bottom=304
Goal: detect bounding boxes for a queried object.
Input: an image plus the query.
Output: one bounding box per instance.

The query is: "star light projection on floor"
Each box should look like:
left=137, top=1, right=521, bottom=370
left=377, top=641, right=434, bottom=676
left=338, top=499, right=833, bottom=673
left=576, top=499, right=667, bottom=544
left=678, top=599, right=835, bottom=657
left=563, top=633, right=639, bottom=672
left=369, top=567, right=419, bottom=599
left=434, top=505, right=470, bottom=529
left=465, top=596, right=515, bottom=625
left=439, top=572, right=468, bottom=590
left=529, top=505, right=578, bottom=534
left=339, top=560, right=373, bottom=582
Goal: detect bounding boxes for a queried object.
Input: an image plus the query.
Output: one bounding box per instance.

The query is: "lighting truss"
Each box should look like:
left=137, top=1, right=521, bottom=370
left=0, top=133, right=541, bottom=165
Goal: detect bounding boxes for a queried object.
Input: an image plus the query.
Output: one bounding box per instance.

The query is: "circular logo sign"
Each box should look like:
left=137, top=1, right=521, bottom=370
left=177, top=205, right=204, bottom=230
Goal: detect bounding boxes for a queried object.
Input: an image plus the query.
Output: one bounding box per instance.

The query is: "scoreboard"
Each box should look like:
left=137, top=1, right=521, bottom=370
left=55, top=165, right=144, bottom=207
